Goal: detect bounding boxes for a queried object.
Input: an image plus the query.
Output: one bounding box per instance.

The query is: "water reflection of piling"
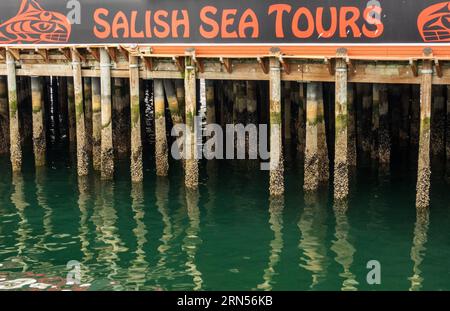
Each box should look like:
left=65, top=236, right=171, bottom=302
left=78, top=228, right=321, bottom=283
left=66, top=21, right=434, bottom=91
left=257, top=196, right=284, bottom=291
left=95, top=181, right=126, bottom=290
left=77, top=176, right=93, bottom=284
left=183, top=188, right=203, bottom=291
left=153, top=177, right=173, bottom=288
left=35, top=168, right=53, bottom=248
left=127, top=182, right=149, bottom=290
left=408, top=208, right=430, bottom=291
left=11, top=174, right=30, bottom=270
left=299, top=192, right=329, bottom=289
left=331, top=204, right=358, bottom=291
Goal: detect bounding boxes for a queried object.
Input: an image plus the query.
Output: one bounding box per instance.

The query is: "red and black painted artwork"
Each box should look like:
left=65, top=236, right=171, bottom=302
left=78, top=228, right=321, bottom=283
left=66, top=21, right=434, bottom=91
left=0, top=0, right=448, bottom=45
left=418, top=1, right=450, bottom=42
left=0, top=0, right=71, bottom=44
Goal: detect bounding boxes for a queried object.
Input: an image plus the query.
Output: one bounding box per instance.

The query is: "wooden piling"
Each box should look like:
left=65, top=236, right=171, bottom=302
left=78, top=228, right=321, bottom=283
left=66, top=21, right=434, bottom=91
left=347, top=83, right=357, bottom=167
left=400, top=85, right=411, bottom=149
left=83, top=77, right=93, bottom=158
left=91, top=77, right=101, bottom=171
left=58, top=77, right=68, bottom=143
left=164, top=80, right=184, bottom=125
left=247, top=81, right=258, bottom=157
left=378, top=85, right=391, bottom=165
left=205, top=80, right=216, bottom=160
left=371, top=84, right=381, bottom=160
left=334, top=56, right=348, bottom=201
left=7, top=51, right=21, bottom=172
left=304, top=82, right=321, bottom=192
left=355, top=84, right=364, bottom=153
left=0, top=76, right=9, bottom=155
left=269, top=57, right=284, bottom=197
left=206, top=80, right=215, bottom=125
left=390, top=85, right=401, bottom=149
left=317, top=85, right=329, bottom=183
left=114, top=78, right=129, bottom=158
left=236, top=81, right=247, bottom=124
left=362, top=84, right=372, bottom=154
left=431, top=85, right=446, bottom=159
left=247, top=81, right=258, bottom=124
left=16, top=77, right=24, bottom=147
left=175, top=79, right=186, bottom=122
left=185, top=55, right=198, bottom=189
left=234, top=81, right=247, bottom=155
left=129, top=56, right=143, bottom=182
left=227, top=81, right=236, bottom=125
left=154, top=79, right=169, bottom=177
left=447, top=86, right=450, bottom=176
left=100, top=48, right=114, bottom=180
left=31, top=77, right=46, bottom=167
left=416, top=58, right=433, bottom=209
left=67, top=78, right=76, bottom=147
left=410, top=85, right=421, bottom=149
left=71, top=49, right=89, bottom=176
left=284, top=81, right=292, bottom=141
left=297, top=83, right=306, bottom=156
left=47, top=77, right=60, bottom=144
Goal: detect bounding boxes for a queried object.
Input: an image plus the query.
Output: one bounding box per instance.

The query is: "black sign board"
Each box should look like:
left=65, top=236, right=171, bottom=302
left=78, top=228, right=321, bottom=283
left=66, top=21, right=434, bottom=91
left=0, top=0, right=449, bottom=45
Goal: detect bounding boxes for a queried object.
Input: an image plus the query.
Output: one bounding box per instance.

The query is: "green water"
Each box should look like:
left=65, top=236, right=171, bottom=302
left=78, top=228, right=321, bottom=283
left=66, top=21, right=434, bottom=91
left=0, top=150, right=449, bottom=291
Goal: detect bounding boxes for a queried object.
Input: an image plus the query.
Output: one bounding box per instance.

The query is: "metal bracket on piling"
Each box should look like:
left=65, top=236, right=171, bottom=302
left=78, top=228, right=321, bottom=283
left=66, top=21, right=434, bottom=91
left=71, top=61, right=81, bottom=68
left=324, top=58, right=335, bottom=76
left=185, top=49, right=204, bottom=73
left=434, top=59, right=442, bottom=78
left=71, top=47, right=86, bottom=63
left=87, top=47, right=100, bottom=62
left=419, top=48, right=434, bottom=76
left=345, top=57, right=355, bottom=75
left=195, top=59, right=205, bottom=73
left=173, top=56, right=185, bottom=73
left=107, top=47, right=118, bottom=63
left=118, top=46, right=129, bottom=59
left=129, top=64, right=140, bottom=68
left=142, top=56, right=153, bottom=72
left=419, top=69, right=434, bottom=75
left=335, top=48, right=349, bottom=72
left=409, top=59, right=418, bottom=77
left=220, top=57, right=232, bottom=74
left=257, top=57, right=269, bottom=74
left=279, top=55, right=290, bottom=75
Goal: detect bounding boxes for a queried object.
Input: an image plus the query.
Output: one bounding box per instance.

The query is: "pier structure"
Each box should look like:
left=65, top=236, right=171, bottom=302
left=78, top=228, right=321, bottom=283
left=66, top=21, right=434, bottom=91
left=0, top=45, right=449, bottom=208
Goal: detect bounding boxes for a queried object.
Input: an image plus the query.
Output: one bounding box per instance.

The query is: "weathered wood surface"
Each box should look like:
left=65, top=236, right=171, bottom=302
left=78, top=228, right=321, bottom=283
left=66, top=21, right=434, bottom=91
left=0, top=48, right=449, bottom=85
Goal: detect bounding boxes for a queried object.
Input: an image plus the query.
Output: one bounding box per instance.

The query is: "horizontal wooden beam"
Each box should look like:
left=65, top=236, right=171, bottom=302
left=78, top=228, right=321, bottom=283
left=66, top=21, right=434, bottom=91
left=1, top=60, right=450, bottom=85
left=3, top=45, right=450, bottom=60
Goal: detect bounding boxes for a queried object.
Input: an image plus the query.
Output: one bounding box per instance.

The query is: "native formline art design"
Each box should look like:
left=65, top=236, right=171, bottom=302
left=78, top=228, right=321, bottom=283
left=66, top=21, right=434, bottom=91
left=418, top=1, right=450, bottom=42
left=0, top=0, right=71, bottom=44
